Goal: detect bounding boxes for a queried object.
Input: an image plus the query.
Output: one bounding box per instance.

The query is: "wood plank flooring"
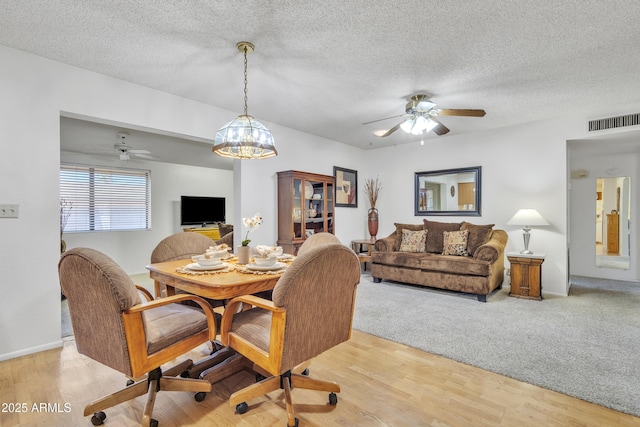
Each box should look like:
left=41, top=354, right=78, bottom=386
left=1, top=330, right=639, bottom=427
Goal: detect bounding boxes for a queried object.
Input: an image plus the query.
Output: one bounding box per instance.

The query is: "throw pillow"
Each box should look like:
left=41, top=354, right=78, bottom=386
left=394, top=222, right=425, bottom=250
left=422, top=219, right=461, bottom=253
left=399, top=229, right=428, bottom=253
left=460, top=222, right=494, bottom=256
left=442, top=230, right=469, bottom=256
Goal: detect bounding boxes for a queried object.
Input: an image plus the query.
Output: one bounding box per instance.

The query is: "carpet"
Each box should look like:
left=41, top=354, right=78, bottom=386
left=352, top=274, right=640, bottom=417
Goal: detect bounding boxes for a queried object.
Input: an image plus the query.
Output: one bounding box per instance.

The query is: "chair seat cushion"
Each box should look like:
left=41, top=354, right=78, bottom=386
left=145, top=304, right=208, bottom=354
left=230, top=308, right=272, bottom=353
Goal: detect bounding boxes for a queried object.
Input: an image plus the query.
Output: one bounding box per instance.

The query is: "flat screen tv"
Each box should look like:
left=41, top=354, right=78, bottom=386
left=180, top=196, right=226, bottom=226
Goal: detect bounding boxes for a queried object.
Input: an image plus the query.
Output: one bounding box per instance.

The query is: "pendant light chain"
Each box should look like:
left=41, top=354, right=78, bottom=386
left=243, top=45, right=248, bottom=116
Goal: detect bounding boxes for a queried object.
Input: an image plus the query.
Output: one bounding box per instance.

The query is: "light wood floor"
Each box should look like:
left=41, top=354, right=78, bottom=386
left=2, top=330, right=639, bottom=427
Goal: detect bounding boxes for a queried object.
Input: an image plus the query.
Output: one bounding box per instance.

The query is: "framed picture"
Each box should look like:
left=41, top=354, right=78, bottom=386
left=334, top=166, right=358, bottom=207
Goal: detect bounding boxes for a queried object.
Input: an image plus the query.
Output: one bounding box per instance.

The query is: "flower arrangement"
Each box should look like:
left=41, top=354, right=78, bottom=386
left=241, top=213, right=263, bottom=246
left=364, top=177, right=382, bottom=210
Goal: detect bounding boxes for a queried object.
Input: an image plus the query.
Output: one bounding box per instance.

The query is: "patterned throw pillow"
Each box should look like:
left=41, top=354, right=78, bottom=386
left=442, top=230, right=469, bottom=256
left=399, top=229, right=428, bottom=253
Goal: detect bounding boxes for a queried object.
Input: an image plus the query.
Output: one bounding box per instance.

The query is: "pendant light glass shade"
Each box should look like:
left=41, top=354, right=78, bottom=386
left=213, top=41, right=277, bottom=160
left=214, top=115, right=277, bottom=159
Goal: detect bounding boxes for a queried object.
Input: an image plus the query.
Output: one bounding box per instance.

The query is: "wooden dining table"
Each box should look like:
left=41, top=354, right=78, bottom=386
left=145, top=257, right=289, bottom=385
left=146, top=258, right=284, bottom=300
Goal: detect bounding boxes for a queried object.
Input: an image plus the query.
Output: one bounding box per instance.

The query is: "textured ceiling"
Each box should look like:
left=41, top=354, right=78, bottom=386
left=2, top=0, right=640, bottom=157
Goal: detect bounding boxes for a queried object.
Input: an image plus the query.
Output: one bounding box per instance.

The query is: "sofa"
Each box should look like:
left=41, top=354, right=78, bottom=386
left=371, top=220, right=508, bottom=302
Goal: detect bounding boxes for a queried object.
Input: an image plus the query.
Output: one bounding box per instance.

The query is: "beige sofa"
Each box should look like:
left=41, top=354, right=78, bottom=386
left=371, top=220, right=508, bottom=302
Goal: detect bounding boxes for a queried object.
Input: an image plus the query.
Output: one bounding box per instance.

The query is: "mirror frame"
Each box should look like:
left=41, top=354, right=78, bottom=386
left=414, top=166, right=482, bottom=216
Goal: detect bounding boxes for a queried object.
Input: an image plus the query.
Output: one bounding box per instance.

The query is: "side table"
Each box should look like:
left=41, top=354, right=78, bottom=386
left=507, top=252, right=545, bottom=300
left=351, top=239, right=375, bottom=271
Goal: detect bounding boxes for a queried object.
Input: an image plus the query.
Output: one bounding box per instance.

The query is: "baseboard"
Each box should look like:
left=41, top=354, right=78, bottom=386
left=0, top=340, right=63, bottom=362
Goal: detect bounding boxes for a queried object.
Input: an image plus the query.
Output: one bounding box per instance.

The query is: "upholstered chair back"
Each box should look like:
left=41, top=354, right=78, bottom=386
left=296, top=232, right=341, bottom=256
left=271, top=242, right=360, bottom=371
left=59, top=248, right=141, bottom=376
left=150, top=232, right=215, bottom=263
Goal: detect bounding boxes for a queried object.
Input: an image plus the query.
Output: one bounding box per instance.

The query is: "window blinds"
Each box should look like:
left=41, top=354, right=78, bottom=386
left=60, top=163, right=151, bottom=232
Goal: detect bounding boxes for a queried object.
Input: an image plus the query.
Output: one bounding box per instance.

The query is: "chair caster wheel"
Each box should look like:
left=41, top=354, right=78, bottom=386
left=150, top=419, right=159, bottom=427
left=255, top=373, right=266, bottom=382
left=301, top=368, right=309, bottom=376
left=287, top=417, right=299, bottom=427
left=329, top=392, right=338, bottom=405
left=194, top=391, right=207, bottom=402
left=91, top=411, right=106, bottom=425
left=126, top=379, right=134, bottom=386
left=236, top=402, right=248, bottom=414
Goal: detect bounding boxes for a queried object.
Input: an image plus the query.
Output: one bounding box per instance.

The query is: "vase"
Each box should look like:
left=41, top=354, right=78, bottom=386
left=368, top=208, right=379, bottom=241
left=237, top=245, right=250, bottom=265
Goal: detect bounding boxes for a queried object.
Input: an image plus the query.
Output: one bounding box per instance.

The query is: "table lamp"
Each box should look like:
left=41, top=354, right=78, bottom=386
left=507, top=209, right=549, bottom=254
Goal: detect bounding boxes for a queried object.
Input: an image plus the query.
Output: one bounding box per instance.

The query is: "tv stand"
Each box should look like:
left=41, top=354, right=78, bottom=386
left=183, top=226, right=221, bottom=240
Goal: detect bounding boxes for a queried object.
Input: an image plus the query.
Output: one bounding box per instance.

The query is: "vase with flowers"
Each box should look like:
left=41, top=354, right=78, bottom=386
left=238, top=213, right=263, bottom=264
left=364, top=177, right=382, bottom=241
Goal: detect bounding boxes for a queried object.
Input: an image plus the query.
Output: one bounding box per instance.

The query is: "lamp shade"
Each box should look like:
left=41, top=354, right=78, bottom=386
left=507, top=209, right=549, bottom=227
left=213, top=115, right=277, bottom=159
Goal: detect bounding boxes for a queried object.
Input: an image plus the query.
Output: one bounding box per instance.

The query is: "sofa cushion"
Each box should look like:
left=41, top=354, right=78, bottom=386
left=394, top=223, right=425, bottom=250
left=442, top=230, right=469, bottom=256
left=372, top=251, right=425, bottom=269
left=399, top=229, right=428, bottom=252
left=461, top=222, right=494, bottom=256
left=423, top=220, right=461, bottom=253
left=420, top=254, right=492, bottom=277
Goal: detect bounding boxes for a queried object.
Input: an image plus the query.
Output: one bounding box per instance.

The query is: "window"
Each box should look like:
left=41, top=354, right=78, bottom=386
left=60, top=163, right=151, bottom=232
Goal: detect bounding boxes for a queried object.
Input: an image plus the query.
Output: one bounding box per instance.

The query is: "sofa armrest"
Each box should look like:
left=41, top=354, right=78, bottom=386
left=473, top=229, right=508, bottom=262
left=374, top=233, right=396, bottom=252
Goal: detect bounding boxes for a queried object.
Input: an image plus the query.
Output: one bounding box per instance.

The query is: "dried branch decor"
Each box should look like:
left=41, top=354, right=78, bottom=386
left=364, top=177, right=382, bottom=210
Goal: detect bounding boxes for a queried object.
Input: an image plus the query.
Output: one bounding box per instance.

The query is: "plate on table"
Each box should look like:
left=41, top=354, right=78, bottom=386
left=185, top=262, right=227, bottom=271
left=245, top=262, right=287, bottom=271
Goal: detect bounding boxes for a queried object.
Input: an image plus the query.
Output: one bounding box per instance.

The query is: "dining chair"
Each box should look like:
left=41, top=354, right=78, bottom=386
left=59, top=247, right=217, bottom=427
left=220, top=241, right=361, bottom=426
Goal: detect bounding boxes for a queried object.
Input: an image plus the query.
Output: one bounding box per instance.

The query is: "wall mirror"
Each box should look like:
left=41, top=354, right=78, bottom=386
left=595, top=176, right=630, bottom=269
left=415, top=166, right=481, bottom=216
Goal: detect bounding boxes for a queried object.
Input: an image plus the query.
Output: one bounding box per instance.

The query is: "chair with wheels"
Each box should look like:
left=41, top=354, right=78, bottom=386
left=220, top=241, right=361, bottom=426
left=59, top=248, right=218, bottom=427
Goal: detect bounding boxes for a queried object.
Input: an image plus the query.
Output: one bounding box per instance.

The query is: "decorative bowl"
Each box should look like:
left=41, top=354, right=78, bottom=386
left=253, top=255, right=277, bottom=267
left=197, top=257, right=222, bottom=267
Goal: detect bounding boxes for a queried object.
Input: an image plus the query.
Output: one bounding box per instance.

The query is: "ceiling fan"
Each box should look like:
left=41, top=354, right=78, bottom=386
left=364, top=94, right=486, bottom=138
left=110, top=132, right=158, bottom=161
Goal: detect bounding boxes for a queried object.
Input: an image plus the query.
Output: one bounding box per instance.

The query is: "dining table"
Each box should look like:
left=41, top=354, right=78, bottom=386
left=145, top=255, right=293, bottom=386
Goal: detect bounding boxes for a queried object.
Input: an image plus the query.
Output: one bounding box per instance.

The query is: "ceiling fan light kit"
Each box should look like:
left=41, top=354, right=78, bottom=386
left=368, top=94, right=486, bottom=142
left=213, top=41, right=277, bottom=160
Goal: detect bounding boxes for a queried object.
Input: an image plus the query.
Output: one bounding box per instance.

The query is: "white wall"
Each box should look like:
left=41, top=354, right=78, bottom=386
left=60, top=151, right=234, bottom=273
left=569, top=152, right=639, bottom=281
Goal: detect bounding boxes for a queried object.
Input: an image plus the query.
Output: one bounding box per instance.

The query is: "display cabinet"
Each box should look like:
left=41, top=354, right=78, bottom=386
left=277, top=170, right=335, bottom=254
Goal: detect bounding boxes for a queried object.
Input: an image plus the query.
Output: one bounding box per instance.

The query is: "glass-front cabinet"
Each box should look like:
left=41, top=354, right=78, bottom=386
left=277, top=170, right=335, bottom=254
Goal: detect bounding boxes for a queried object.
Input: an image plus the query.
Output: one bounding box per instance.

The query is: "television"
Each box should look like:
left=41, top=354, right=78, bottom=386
left=180, top=196, right=226, bottom=226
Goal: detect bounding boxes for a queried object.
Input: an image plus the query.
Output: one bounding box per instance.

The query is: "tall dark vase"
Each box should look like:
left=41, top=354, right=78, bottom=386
left=367, top=208, right=379, bottom=241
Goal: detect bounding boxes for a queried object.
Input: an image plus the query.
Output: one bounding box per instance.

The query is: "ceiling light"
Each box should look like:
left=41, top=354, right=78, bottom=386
left=213, top=41, right=277, bottom=159
left=400, top=114, right=438, bottom=135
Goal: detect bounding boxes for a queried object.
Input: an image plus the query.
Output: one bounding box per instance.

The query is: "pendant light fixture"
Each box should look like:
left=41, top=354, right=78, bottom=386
left=213, top=41, right=277, bottom=159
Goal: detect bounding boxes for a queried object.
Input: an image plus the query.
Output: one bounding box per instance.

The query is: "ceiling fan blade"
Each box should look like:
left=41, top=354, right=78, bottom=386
left=437, top=109, right=486, bottom=117
left=431, top=119, right=450, bottom=136
left=134, top=153, right=159, bottom=160
left=128, top=149, right=151, bottom=154
left=379, top=122, right=403, bottom=137
left=362, top=113, right=407, bottom=125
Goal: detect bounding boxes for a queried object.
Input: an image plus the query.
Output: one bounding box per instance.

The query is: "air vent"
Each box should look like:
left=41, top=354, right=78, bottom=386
left=588, top=113, right=640, bottom=131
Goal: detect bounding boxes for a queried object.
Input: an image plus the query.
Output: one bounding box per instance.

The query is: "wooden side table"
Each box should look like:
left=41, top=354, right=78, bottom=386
left=507, top=252, right=545, bottom=300
left=351, top=239, right=375, bottom=271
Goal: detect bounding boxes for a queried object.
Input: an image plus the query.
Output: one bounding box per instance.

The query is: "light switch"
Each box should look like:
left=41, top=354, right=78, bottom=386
left=0, top=204, right=19, bottom=218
